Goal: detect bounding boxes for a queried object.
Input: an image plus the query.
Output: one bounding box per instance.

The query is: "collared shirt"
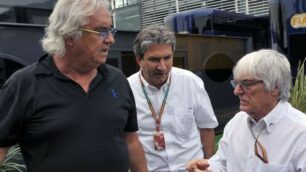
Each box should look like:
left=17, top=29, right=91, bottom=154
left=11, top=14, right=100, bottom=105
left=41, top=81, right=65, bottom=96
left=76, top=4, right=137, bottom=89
left=0, top=55, right=138, bottom=172
left=128, top=67, right=218, bottom=172
left=208, top=101, right=306, bottom=172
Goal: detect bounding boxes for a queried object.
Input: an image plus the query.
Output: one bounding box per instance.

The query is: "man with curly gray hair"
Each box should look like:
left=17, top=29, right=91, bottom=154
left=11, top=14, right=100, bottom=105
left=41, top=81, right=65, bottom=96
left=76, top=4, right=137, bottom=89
left=186, top=49, right=306, bottom=172
left=128, top=25, right=218, bottom=172
left=0, top=0, right=147, bottom=171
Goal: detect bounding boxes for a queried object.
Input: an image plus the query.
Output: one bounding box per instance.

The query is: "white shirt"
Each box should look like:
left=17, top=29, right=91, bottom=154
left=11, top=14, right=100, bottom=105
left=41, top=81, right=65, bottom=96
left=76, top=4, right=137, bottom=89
left=128, top=67, right=218, bottom=172
left=208, top=101, right=306, bottom=172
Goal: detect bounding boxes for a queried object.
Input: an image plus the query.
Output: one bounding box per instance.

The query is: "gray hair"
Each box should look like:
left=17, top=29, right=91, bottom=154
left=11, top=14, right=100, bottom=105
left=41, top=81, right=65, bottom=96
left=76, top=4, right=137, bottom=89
left=233, top=49, right=291, bottom=101
left=41, top=0, right=110, bottom=57
left=133, top=25, right=176, bottom=59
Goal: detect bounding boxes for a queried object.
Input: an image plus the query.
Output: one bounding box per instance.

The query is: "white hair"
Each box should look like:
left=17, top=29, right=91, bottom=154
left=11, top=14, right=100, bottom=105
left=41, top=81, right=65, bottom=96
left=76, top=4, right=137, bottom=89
left=41, top=0, right=110, bottom=57
left=233, top=49, right=292, bottom=101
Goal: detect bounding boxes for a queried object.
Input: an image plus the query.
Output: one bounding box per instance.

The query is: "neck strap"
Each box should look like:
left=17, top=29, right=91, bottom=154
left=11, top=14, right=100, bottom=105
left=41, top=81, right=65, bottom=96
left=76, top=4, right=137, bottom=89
left=139, top=73, right=171, bottom=131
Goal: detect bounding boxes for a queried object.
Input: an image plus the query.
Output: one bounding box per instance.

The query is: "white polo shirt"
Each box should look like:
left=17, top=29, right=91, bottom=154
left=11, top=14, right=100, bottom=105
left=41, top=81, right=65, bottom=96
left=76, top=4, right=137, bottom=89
left=128, top=67, right=218, bottom=172
left=208, top=101, right=306, bottom=172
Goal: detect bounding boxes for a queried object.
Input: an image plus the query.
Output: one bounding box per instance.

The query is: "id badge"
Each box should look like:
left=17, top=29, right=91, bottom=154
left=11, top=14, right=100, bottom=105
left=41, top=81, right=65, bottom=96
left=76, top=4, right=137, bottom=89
left=153, top=130, right=166, bottom=150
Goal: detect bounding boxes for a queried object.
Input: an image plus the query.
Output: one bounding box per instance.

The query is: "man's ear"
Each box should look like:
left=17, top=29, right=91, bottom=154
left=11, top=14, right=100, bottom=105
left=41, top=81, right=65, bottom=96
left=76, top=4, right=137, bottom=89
left=65, top=37, right=75, bottom=47
left=271, top=86, right=280, bottom=97
left=136, top=56, right=142, bottom=66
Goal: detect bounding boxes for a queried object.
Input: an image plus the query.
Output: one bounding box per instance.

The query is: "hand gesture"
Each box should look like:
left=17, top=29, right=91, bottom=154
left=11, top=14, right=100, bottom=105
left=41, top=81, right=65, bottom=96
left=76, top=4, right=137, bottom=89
left=185, top=159, right=212, bottom=172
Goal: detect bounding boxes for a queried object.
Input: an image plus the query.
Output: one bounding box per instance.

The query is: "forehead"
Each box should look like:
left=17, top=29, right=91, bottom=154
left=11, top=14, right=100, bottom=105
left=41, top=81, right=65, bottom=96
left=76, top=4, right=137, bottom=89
left=87, top=8, right=112, bottom=28
left=143, top=44, right=172, bottom=57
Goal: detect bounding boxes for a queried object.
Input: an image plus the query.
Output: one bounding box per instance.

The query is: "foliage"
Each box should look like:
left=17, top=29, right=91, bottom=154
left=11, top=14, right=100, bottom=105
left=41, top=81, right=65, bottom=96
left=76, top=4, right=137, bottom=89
left=0, top=145, right=26, bottom=172
left=289, top=58, right=306, bottom=113
left=214, top=133, right=223, bottom=152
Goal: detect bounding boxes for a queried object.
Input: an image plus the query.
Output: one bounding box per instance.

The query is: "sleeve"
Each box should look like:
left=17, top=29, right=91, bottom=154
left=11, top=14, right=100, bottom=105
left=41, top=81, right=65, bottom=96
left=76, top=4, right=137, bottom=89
left=207, top=118, right=235, bottom=172
left=0, top=79, right=23, bottom=147
left=295, top=131, right=306, bottom=172
left=192, top=75, right=218, bottom=129
left=124, top=78, right=139, bottom=132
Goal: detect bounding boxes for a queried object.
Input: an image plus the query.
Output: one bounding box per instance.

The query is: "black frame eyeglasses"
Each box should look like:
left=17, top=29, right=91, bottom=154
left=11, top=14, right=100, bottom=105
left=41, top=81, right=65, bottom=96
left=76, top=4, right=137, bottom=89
left=230, top=80, right=263, bottom=91
left=80, top=28, right=117, bottom=39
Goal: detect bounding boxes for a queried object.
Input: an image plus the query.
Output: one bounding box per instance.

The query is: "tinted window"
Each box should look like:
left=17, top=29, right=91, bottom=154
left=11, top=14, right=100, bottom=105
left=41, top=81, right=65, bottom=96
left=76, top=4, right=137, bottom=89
left=0, top=0, right=55, bottom=24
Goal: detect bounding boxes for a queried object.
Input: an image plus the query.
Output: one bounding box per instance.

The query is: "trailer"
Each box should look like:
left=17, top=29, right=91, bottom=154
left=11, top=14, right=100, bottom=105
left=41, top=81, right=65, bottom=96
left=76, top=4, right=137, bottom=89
left=270, top=0, right=306, bottom=75
left=174, top=34, right=251, bottom=130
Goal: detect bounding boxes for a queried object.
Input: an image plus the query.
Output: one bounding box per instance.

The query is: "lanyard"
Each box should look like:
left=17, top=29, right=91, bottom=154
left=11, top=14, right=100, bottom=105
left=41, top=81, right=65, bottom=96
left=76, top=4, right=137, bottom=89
left=249, top=123, right=269, bottom=163
left=139, top=73, right=171, bottom=131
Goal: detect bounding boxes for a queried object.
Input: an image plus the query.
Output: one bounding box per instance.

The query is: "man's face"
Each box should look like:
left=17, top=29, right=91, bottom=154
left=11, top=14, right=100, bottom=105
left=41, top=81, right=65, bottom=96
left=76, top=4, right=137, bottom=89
left=137, top=44, right=173, bottom=88
left=233, top=76, right=279, bottom=121
left=70, top=7, right=115, bottom=69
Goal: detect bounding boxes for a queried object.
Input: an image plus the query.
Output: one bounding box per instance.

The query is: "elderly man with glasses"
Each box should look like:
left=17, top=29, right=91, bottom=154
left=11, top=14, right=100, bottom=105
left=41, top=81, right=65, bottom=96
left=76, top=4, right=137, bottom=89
left=186, top=49, right=306, bottom=172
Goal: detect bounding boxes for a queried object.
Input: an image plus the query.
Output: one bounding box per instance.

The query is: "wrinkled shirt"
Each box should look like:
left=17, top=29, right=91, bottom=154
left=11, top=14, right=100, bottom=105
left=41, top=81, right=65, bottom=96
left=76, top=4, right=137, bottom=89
left=209, top=101, right=306, bottom=172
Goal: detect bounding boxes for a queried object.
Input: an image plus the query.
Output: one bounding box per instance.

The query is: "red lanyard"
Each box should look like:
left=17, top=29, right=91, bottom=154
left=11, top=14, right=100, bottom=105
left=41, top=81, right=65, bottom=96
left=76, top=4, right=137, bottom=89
left=139, top=74, right=171, bottom=131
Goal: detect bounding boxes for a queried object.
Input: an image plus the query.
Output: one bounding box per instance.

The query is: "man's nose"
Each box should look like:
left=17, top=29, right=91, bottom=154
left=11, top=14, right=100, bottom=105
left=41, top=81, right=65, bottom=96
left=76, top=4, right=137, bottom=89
left=157, top=60, right=167, bottom=70
left=103, top=32, right=115, bottom=44
left=233, top=84, right=244, bottom=95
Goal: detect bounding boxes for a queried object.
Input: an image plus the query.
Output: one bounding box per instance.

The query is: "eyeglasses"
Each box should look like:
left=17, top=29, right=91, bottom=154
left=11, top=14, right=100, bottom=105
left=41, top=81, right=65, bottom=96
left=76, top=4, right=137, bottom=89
left=80, top=28, right=117, bottom=39
left=230, top=79, right=263, bottom=91
left=250, top=126, right=269, bottom=163
left=254, top=137, right=269, bottom=163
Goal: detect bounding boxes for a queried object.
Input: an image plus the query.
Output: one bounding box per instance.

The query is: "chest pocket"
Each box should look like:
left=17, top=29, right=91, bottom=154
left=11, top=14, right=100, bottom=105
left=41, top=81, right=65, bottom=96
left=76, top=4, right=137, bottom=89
left=255, top=164, right=293, bottom=172
left=248, top=156, right=294, bottom=172
left=172, top=108, right=195, bottom=140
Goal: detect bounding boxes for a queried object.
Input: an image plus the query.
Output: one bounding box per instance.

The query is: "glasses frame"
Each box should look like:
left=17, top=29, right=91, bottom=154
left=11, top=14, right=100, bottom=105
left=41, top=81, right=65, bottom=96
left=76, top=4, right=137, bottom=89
left=230, top=79, right=263, bottom=91
left=249, top=125, right=269, bottom=164
left=254, top=139, right=269, bottom=163
left=80, top=28, right=117, bottom=39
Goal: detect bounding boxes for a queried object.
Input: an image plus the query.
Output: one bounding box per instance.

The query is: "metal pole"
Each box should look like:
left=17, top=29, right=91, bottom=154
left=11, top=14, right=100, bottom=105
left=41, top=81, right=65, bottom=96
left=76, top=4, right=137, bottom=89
left=235, top=0, right=238, bottom=13
left=245, top=0, right=249, bottom=14
left=111, top=0, right=117, bottom=28
left=176, top=0, right=179, bottom=13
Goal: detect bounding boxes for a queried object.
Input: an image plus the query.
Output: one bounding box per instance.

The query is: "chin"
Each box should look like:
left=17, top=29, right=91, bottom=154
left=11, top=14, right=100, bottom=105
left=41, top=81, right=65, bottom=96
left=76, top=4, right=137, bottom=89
left=97, top=57, right=107, bottom=64
left=239, top=106, right=249, bottom=112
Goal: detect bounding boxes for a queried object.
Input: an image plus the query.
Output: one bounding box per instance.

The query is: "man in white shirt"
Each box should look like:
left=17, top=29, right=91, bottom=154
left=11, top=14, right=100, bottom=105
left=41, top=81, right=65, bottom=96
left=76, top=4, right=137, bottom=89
left=186, top=49, right=306, bottom=172
left=128, top=25, right=218, bottom=172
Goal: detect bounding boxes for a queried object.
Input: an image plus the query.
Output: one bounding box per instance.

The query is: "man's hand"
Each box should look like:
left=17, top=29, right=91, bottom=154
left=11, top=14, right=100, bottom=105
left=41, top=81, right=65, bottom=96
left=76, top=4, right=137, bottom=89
left=185, top=159, right=211, bottom=172
left=0, top=147, right=9, bottom=164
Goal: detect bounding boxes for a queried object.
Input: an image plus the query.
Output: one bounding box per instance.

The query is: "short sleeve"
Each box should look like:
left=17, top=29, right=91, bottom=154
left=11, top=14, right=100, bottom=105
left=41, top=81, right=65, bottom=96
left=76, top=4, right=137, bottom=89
left=124, top=79, right=138, bottom=132
left=193, top=75, right=218, bottom=128
left=295, top=131, right=306, bottom=171
left=0, top=79, right=23, bottom=147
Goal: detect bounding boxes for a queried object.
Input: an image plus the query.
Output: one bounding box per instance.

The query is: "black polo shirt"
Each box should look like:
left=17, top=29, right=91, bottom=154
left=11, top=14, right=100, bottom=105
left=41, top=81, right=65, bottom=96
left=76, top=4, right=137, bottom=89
left=0, top=55, right=138, bottom=172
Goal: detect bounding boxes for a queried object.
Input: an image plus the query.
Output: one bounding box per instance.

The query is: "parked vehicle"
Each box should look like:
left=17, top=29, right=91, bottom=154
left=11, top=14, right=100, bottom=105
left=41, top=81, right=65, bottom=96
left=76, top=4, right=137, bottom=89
left=0, top=0, right=139, bottom=87
left=270, top=0, right=306, bottom=75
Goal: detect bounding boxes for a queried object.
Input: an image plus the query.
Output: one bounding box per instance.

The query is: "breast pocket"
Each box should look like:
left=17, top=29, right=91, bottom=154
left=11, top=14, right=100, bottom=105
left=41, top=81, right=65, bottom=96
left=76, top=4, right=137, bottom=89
left=257, top=163, right=293, bottom=172
left=249, top=156, right=294, bottom=172
left=172, top=108, right=195, bottom=140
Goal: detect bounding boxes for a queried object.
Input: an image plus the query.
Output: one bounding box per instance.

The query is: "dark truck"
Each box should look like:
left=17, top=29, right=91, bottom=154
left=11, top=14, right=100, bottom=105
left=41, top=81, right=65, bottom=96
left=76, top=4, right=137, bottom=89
left=0, top=0, right=139, bottom=88
left=0, top=0, right=53, bottom=87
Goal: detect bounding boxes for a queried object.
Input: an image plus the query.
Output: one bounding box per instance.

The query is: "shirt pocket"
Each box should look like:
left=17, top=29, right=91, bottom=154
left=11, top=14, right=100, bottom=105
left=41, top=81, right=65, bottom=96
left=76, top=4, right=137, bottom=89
left=256, top=163, right=293, bottom=172
left=249, top=157, right=294, bottom=172
left=172, top=108, right=195, bottom=140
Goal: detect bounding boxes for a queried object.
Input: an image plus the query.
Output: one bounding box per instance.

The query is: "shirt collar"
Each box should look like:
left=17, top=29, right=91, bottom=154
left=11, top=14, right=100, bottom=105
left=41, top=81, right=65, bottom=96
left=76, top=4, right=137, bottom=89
left=34, top=54, right=109, bottom=79
left=139, top=70, right=171, bottom=92
left=247, top=101, right=287, bottom=133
